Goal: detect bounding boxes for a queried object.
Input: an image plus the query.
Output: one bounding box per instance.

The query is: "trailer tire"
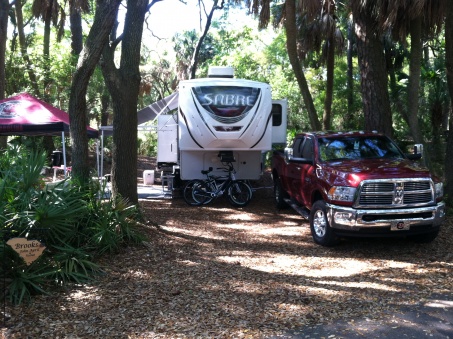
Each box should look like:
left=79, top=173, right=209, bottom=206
left=274, top=177, right=289, bottom=209
left=309, top=200, right=339, bottom=246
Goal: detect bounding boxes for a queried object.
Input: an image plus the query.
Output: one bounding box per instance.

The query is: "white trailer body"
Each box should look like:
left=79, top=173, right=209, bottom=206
left=157, top=67, right=287, bottom=180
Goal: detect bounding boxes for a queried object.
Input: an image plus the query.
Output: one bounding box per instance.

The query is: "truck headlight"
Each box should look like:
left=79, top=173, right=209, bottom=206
left=327, top=186, right=356, bottom=202
left=435, top=182, right=443, bottom=199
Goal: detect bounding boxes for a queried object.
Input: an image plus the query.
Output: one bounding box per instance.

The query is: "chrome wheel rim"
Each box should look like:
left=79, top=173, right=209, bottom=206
left=313, top=209, right=327, bottom=237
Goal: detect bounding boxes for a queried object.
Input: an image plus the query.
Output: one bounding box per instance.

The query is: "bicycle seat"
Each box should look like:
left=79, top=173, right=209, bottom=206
left=201, top=167, right=213, bottom=175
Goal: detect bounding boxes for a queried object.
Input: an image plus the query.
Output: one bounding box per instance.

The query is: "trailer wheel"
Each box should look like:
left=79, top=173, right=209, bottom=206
left=274, top=177, right=289, bottom=209
left=309, top=200, right=339, bottom=246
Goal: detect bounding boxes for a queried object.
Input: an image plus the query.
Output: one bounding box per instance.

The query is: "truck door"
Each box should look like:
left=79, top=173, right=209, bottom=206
left=287, top=137, right=314, bottom=204
left=286, top=136, right=304, bottom=200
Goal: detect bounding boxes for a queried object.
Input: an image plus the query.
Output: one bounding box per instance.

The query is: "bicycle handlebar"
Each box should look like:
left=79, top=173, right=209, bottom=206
left=200, top=162, right=235, bottom=175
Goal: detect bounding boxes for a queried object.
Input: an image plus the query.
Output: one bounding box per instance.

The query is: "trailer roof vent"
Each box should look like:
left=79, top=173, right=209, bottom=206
left=208, top=66, right=234, bottom=78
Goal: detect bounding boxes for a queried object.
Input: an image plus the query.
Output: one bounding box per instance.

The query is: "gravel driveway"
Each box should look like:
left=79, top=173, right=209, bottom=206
left=2, top=183, right=453, bottom=338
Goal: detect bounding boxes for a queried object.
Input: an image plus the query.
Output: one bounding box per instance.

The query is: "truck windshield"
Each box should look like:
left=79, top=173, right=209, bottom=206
left=318, top=136, right=404, bottom=161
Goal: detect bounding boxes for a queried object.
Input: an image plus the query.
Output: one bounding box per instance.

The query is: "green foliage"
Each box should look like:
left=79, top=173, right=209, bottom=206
left=82, top=192, right=145, bottom=254
left=1, top=147, right=145, bottom=305
left=138, top=131, right=158, bottom=156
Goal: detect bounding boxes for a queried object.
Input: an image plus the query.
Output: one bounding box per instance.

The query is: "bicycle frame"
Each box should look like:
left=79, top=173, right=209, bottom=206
left=202, top=163, right=236, bottom=198
left=183, top=162, right=253, bottom=207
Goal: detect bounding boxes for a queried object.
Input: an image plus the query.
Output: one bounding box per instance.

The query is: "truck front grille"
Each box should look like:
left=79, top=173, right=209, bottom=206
left=357, top=179, right=434, bottom=208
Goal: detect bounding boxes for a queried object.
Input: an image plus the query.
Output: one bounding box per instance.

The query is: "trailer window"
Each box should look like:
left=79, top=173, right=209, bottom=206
left=192, top=86, right=260, bottom=124
left=272, top=103, right=282, bottom=126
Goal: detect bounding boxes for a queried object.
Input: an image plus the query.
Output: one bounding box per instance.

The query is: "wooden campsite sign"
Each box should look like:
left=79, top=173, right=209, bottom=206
left=6, top=238, right=46, bottom=265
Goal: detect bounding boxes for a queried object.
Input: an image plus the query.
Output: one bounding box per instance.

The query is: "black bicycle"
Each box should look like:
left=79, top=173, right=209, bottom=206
left=183, top=162, right=253, bottom=207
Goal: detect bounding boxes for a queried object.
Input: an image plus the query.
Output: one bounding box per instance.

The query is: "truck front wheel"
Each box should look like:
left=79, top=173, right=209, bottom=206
left=309, top=200, right=339, bottom=246
left=408, top=229, right=439, bottom=243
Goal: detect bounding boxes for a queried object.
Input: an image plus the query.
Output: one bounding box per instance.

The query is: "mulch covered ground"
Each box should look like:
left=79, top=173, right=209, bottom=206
left=2, top=167, right=453, bottom=338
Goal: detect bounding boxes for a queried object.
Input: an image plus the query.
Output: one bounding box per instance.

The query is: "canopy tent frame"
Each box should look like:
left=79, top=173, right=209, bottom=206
left=0, top=93, right=99, bottom=179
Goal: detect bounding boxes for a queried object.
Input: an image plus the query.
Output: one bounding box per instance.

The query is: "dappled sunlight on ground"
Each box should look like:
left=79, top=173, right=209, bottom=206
left=3, top=183, right=453, bottom=338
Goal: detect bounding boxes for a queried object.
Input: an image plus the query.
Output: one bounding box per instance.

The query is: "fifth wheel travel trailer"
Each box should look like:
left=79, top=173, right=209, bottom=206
left=155, top=66, right=287, bottom=184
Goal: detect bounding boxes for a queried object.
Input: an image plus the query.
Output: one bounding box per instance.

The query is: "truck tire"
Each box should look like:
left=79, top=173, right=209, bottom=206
left=309, top=200, right=339, bottom=246
left=408, top=229, right=439, bottom=243
left=274, top=177, right=289, bottom=209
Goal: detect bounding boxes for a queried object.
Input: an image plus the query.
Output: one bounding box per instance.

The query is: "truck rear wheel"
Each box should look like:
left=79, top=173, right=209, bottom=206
left=309, top=200, right=339, bottom=246
left=274, top=177, right=289, bottom=209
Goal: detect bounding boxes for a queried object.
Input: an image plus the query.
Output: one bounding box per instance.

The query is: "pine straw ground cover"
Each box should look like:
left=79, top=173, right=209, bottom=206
left=2, top=184, right=453, bottom=338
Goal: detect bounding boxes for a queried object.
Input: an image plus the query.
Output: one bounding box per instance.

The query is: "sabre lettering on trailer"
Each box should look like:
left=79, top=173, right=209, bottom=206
left=193, top=86, right=261, bottom=123
left=203, top=94, right=255, bottom=106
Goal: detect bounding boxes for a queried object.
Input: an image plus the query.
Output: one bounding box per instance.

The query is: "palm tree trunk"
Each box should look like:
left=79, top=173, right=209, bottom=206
left=0, top=0, right=10, bottom=99
left=323, top=37, right=334, bottom=130
left=353, top=5, right=392, bottom=136
left=0, top=0, right=10, bottom=150
left=15, top=0, right=41, bottom=95
left=70, top=7, right=83, bottom=55
left=285, top=0, right=321, bottom=131
left=406, top=16, right=423, bottom=144
left=444, top=3, right=453, bottom=203
left=345, top=19, right=354, bottom=129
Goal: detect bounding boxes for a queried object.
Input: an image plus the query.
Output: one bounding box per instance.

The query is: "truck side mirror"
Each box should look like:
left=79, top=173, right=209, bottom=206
left=406, top=144, right=423, bottom=161
left=284, top=147, right=294, bottom=162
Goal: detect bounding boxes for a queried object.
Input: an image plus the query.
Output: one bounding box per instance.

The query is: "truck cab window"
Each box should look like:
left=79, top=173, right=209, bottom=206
left=301, top=138, right=313, bottom=160
left=292, top=137, right=304, bottom=158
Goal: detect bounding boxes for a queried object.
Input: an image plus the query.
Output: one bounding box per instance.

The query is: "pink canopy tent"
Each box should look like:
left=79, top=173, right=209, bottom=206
left=0, top=93, right=99, bottom=177
left=0, top=92, right=98, bottom=138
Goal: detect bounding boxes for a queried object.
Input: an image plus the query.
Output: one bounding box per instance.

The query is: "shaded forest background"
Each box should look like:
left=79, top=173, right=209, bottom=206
left=1, top=0, right=453, bottom=205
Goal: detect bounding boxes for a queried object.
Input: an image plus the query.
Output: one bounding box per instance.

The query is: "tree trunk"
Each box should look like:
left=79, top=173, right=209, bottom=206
left=353, top=6, right=392, bottom=136
left=0, top=0, right=10, bottom=150
left=345, top=19, right=354, bottom=129
left=43, top=0, right=53, bottom=95
left=189, top=0, right=223, bottom=79
left=406, top=16, right=423, bottom=144
left=285, top=0, right=321, bottom=131
left=101, top=90, right=110, bottom=127
left=0, top=0, right=10, bottom=99
left=323, top=37, right=334, bottom=130
left=15, top=0, right=41, bottom=95
left=70, top=7, right=83, bottom=55
left=385, top=40, right=409, bottom=129
left=68, top=0, right=121, bottom=183
left=444, top=3, right=453, bottom=204
left=102, top=0, right=149, bottom=205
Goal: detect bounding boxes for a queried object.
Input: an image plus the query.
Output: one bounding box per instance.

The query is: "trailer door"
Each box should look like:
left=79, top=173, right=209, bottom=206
left=271, top=99, right=288, bottom=145
left=157, top=115, right=178, bottom=167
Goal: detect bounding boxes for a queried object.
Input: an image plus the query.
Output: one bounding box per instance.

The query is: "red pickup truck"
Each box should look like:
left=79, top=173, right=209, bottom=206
left=272, top=131, right=445, bottom=246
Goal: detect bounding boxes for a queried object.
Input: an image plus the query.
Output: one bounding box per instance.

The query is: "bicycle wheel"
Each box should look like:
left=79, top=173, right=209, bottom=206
left=227, top=180, right=253, bottom=207
left=183, top=180, right=213, bottom=206
left=193, top=180, right=215, bottom=205
left=183, top=180, right=205, bottom=206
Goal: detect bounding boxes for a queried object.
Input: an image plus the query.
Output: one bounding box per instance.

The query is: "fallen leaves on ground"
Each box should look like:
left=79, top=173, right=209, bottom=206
left=2, top=178, right=453, bottom=338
